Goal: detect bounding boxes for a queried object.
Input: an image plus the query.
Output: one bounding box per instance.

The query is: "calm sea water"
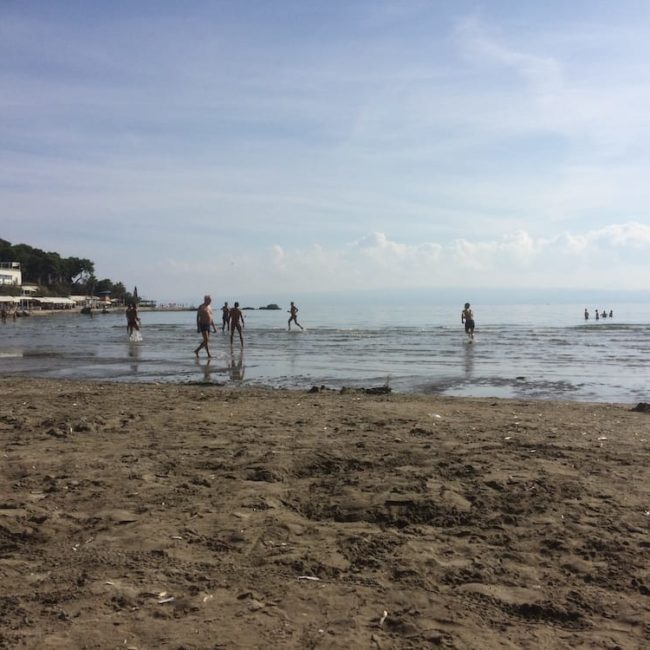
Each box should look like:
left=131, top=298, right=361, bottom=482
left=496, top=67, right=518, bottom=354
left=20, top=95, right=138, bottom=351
left=1, top=302, right=648, bottom=403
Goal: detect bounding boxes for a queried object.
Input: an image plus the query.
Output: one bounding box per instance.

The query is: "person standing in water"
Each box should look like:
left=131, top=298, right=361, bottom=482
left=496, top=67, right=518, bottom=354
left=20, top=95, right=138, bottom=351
left=221, top=301, right=230, bottom=332
left=229, top=301, right=245, bottom=347
left=584, top=308, right=589, bottom=320
left=287, top=301, right=303, bottom=331
left=125, top=302, right=141, bottom=338
left=461, top=302, right=475, bottom=342
left=194, top=295, right=217, bottom=358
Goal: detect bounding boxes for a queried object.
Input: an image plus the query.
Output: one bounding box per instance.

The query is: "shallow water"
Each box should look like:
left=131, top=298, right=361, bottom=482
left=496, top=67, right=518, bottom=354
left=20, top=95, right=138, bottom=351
left=1, top=302, right=648, bottom=403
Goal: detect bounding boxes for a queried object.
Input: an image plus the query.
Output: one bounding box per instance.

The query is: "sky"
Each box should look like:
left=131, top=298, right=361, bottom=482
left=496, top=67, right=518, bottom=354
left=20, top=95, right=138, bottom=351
left=2, top=0, right=650, bottom=303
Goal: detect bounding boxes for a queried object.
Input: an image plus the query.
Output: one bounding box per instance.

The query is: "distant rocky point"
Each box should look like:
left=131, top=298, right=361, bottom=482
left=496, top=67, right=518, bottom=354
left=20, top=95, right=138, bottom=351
left=259, top=304, right=281, bottom=310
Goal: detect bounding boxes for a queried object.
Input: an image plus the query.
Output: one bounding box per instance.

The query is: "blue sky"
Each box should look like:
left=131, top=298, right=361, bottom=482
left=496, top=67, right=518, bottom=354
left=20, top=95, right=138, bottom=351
left=2, top=1, right=650, bottom=302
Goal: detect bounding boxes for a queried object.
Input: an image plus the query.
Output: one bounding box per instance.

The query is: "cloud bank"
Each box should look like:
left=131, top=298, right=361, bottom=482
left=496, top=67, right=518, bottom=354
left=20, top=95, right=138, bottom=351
left=133, top=222, right=650, bottom=302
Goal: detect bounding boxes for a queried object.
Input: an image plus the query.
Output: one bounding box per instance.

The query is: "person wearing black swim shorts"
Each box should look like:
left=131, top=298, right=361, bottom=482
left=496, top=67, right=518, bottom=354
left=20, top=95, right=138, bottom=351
left=461, top=302, right=475, bottom=342
left=194, top=295, right=217, bottom=357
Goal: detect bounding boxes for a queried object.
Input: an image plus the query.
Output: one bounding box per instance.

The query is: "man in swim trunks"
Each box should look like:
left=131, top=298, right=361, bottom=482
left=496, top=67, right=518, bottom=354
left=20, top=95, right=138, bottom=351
left=461, top=302, right=475, bottom=342
left=229, top=301, right=245, bottom=347
left=221, top=302, right=230, bottom=332
left=287, top=301, right=303, bottom=330
left=194, top=295, right=217, bottom=357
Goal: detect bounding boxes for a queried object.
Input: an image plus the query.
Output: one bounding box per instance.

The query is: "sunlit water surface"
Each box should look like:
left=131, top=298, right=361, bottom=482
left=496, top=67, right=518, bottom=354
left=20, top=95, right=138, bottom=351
left=1, top=302, right=648, bottom=403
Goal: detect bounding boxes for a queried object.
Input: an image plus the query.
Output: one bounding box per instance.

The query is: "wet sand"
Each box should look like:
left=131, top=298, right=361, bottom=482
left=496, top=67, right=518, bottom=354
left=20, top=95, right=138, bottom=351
left=0, top=379, right=648, bottom=649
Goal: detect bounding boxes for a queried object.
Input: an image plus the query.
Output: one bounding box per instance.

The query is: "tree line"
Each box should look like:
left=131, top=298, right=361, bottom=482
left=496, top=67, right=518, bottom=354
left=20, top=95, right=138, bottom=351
left=0, top=239, right=134, bottom=302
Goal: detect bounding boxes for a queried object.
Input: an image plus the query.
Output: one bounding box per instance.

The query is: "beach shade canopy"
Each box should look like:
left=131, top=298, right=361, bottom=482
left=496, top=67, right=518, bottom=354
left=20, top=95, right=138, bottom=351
left=33, top=297, right=76, bottom=306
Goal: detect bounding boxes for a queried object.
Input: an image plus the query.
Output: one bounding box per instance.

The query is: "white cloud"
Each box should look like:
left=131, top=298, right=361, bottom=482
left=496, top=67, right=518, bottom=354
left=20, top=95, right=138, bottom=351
left=271, top=245, right=286, bottom=265
left=450, top=231, right=539, bottom=270
left=563, top=222, right=650, bottom=251
left=454, top=16, right=563, bottom=92
left=593, top=222, right=650, bottom=247
left=138, top=223, right=650, bottom=301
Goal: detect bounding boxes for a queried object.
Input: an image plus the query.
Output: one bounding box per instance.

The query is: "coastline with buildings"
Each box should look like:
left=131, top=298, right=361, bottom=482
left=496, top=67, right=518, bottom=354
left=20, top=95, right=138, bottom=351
left=0, top=261, right=167, bottom=315
left=1, top=262, right=283, bottom=315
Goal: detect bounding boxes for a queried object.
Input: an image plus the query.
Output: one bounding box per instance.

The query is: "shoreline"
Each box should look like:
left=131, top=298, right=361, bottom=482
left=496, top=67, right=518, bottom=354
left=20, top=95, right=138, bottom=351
left=1, top=378, right=648, bottom=648
left=15, top=306, right=196, bottom=317
left=1, top=311, right=647, bottom=402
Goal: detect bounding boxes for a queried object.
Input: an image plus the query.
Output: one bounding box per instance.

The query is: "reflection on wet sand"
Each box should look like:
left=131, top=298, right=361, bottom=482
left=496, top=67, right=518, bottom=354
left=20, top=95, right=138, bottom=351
left=463, top=341, right=474, bottom=377
left=228, top=351, right=245, bottom=381
left=195, top=358, right=216, bottom=382
left=128, top=342, right=141, bottom=372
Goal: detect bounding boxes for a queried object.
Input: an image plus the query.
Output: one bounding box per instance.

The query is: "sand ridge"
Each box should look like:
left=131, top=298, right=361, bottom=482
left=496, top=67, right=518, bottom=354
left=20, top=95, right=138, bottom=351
left=0, top=379, right=648, bottom=649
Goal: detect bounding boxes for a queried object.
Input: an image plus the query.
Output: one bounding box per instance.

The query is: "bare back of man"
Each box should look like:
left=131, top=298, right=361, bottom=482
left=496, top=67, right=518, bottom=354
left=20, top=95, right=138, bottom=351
left=461, top=302, right=475, bottom=342
left=229, top=302, right=245, bottom=347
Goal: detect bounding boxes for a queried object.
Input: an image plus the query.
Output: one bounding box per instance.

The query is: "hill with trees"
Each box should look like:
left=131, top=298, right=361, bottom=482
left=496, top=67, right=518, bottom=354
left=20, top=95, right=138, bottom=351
left=0, top=239, right=133, bottom=302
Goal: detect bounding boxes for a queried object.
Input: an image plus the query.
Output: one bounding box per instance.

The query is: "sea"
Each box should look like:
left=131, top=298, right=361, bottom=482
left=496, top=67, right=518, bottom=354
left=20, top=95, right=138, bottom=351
left=1, top=301, right=649, bottom=403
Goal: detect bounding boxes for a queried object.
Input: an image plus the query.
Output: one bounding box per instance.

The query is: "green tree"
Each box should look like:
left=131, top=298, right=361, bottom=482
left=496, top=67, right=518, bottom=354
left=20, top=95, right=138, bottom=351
left=0, top=239, right=135, bottom=301
left=63, top=257, right=94, bottom=285
left=94, top=278, right=114, bottom=294
left=111, top=282, right=128, bottom=301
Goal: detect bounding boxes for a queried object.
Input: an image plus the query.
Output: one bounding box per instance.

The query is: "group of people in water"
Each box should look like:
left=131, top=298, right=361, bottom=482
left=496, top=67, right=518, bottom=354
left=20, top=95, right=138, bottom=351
left=192, top=295, right=304, bottom=358
left=122, top=295, right=304, bottom=356
left=194, top=297, right=476, bottom=355
left=11, top=296, right=476, bottom=354
left=584, top=308, right=614, bottom=321
left=194, top=296, right=244, bottom=357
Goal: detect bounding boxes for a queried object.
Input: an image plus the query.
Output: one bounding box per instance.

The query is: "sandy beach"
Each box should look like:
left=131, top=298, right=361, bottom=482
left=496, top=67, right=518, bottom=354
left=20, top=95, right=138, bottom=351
left=0, top=379, right=648, bottom=649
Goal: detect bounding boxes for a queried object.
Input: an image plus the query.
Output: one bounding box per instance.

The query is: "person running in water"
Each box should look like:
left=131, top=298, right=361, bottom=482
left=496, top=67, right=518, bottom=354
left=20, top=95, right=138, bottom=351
left=461, top=302, right=475, bottom=342
left=287, top=301, right=303, bottom=331
left=194, top=295, right=217, bottom=357
left=229, top=301, right=245, bottom=347
left=221, top=301, right=230, bottom=332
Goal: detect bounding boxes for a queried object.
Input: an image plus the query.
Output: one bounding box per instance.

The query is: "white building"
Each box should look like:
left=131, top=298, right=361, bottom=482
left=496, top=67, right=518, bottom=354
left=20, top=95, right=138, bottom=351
left=0, top=262, right=21, bottom=286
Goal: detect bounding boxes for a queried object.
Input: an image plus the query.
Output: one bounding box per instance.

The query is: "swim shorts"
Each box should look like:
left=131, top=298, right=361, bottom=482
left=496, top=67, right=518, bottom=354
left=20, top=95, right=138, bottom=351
left=464, top=319, right=475, bottom=332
